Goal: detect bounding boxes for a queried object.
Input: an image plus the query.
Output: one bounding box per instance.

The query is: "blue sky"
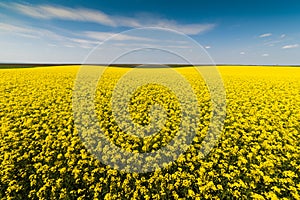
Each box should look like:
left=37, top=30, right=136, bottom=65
left=0, top=0, right=300, bottom=65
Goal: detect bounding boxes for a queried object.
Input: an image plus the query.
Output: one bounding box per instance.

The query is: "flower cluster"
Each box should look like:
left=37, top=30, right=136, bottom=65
left=0, top=66, right=299, bottom=199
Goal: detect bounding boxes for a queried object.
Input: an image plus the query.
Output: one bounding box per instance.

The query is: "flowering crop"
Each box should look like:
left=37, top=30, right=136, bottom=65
left=0, top=66, right=299, bottom=199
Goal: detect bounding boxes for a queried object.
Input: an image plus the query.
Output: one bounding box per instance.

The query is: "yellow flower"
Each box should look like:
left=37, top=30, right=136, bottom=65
left=188, top=189, right=195, bottom=197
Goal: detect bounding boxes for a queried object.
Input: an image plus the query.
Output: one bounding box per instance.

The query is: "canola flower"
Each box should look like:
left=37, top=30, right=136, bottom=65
left=0, top=66, right=299, bottom=199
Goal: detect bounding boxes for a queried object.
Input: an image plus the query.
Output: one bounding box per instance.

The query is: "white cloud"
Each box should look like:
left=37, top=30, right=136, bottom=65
left=263, top=40, right=282, bottom=46
left=83, top=31, right=154, bottom=42
left=1, top=3, right=215, bottom=35
left=0, top=21, right=160, bottom=50
left=0, top=22, right=61, bottom=40
left=0, top=22, right=34, bottom=34
left=263, top=35, right=292, bottom=47
left=259, top=33, right=272, bottom=38
left=205, top=46, right=211, bottom=49
left=240, top=51, right=245, bottom=55
left=282, top=44, right=299, bottom=49
left=262, top=54, right=269, bottom=57
left=109, top=42, right=190, bottom=50
left=0, top=22, right=98, bottom=49
left=6, top=3, right=116, bottom=26
left=148, top=22, right=215, bottom=35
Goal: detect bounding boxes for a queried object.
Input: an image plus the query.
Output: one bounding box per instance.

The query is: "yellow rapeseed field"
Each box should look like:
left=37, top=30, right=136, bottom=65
left=0, top=66, right=299, bottom=199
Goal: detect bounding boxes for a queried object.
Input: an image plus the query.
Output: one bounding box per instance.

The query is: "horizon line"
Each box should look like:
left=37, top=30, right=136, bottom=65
left=1, top=63, right=300, bottom=67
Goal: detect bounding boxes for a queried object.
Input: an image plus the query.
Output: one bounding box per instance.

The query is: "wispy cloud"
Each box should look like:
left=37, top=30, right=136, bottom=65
left=263, top=40, right=282, bottom=46
left=0, top=21, right=161, bottom=50
left=262, top=53, right=269, bottom=57
left=0, top=22, right=62, bottom=40
left=280, top=34, right=286, bottom=38
left=2, top=3, right=116, bottom=26
left=240, top=51, right=245, bottom=55
left=263, top=34, right=293, bottom=47
left=282, top=44, right=299, bottom=49
left=1, top=3, right=215, bottom=35
left=111, top=42, right=191, bottom=50
left=259, top=33, right=272, bottom=38
left=0, top=22, right=97, bottom=49
left=83, top=31, right=155, bottom=42
left=146, top=22, right=215, bottom=35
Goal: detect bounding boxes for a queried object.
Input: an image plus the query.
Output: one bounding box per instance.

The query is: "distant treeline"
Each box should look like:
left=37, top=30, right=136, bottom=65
left=0, top=64, right=76, bottom=69
left=0, top=63, right=299, bottom=69
left=0, top=63, right=202, bottom=69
